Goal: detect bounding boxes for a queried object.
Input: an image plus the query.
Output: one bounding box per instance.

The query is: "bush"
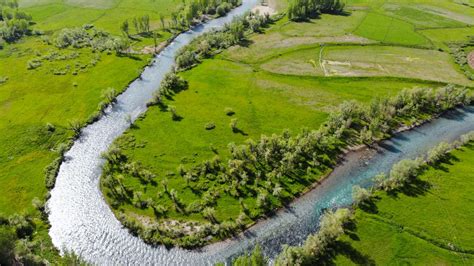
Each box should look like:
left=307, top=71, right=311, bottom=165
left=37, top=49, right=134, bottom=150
left=205, top=122, right=216, bottom=130
left=160, top=72, right=188, bottom=95
left=427, top=142, right=452, bottom=164
left=230, top=118, right=238, bottom=132
left=352, top=185, right=371, bottom=205
left=225, top=107, right=235, bottom=116
left=26, top=59, right=41, bottom=70
left=168, top=105, right=181, bottom=121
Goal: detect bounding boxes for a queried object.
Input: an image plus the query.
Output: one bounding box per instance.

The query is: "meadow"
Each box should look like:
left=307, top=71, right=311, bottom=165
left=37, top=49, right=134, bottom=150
left=0, top=0, right=195, bottom=262
left=102, top=0, right=474, bottom=249
left=333, top=144, right=474, bottom=265
left=0, top=0, right=473, bottom=262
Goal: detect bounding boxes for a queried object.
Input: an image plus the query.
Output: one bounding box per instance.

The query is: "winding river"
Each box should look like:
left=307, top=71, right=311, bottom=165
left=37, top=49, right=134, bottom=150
left=46, top=0, right=474, bottom=264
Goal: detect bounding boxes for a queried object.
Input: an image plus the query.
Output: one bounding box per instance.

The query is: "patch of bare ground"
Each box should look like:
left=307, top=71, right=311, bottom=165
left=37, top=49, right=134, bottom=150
left=417, top=4, right=474, bottom=25
left=128, top=212, right=207, bottom=235
left=469, top=51, right=474, bottom=70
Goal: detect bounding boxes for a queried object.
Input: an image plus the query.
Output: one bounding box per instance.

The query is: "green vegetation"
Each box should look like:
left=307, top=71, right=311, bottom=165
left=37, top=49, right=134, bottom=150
left=1, top=0, right=236, bottom=262
left=334, top=137, right=474, bottom=265
left=228, top=133, right=474, bottom=265
left=0, top=0, right=33, bottom=42
left=1, top=0, right=473, bottom=262
left=102, top=84, right=472, bottom=248
left=354, top=13, right=429, bottom=46
left=287, top=0, right=345, bottom=21
left=98, top=0, right=474, bottom=250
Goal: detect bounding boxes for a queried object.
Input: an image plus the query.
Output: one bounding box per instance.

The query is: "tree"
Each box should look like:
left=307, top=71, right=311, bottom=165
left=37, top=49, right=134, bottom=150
left=0, top=227, right=16, bottom=265
left=427, top=142, right=451, bottom=164
left=120, top=19, right=129, bottom=37
left=160, top=14, right=165, bottom=29
left=352, top=185, right=371, bottom=206
left=230, top=118, right=238, bottom=133
left=202, top=207, right=217, bottom=223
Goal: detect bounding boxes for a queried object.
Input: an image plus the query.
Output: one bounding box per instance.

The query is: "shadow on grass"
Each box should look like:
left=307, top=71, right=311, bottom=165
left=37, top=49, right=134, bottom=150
left=359, top=196, right=380, bottom=214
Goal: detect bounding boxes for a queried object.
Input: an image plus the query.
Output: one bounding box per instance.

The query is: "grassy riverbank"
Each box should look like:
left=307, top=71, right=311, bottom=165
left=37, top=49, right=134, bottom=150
left=333, top=143, right=474, bottom=265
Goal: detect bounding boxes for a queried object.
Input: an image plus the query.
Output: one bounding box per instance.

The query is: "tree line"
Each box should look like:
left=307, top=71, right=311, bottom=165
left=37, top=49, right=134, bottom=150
left=287, top=0, right=345, bottom=21
left=175, top=11, right=273, bottom=69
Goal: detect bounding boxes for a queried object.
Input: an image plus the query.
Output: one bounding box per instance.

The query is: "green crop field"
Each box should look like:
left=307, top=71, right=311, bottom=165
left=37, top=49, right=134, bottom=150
left=333, top=144, right=474, bottom=265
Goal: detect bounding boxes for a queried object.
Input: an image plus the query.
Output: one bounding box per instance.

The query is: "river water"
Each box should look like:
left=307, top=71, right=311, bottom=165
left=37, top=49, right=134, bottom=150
left=46, top=0, right=474, bottom=264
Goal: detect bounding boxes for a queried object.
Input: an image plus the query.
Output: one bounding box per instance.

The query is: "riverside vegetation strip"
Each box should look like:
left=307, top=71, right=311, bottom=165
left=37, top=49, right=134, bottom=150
left=227, top=132, right=474, bottom=265
left=98, top=0, right=474, bottom=250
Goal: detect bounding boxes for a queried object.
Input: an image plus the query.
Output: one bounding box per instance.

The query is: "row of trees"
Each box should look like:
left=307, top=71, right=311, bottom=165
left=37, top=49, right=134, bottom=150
left=287, top=0, right=345, bottom=21
left=121, top=15, right=150, bottom=36
left=0, top=0, right=32, bottom=42
left=175, top=11, right=272, bottom=69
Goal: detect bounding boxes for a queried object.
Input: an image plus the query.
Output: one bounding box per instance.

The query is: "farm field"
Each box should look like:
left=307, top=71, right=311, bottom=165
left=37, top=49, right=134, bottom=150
left=334, top=144, right=474, bottom=265
left=261, top=45, right=471, bottom=85
left=102, top=0, right=474, bottom=251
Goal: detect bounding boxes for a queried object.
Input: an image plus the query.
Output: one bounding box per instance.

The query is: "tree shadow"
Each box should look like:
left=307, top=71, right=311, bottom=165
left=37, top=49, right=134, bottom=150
left=232, top=128, right=248, bottom=136
left=332, top=241, right=376, bottom=265
left=359, top=196, right=380, bottom=214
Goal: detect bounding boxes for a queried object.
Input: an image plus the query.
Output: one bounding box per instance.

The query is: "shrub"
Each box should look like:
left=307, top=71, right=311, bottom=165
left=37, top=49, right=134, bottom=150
left=68, top=120, right=82, bottom=137
left=230, top=118, right=238, bottom=132
left=102, top=87, right=119, bottom=103
left=427, top=142, right=452, bottom=164
left=26, top=59, right=41, bottom=70
left=352, top=185, right=371, bottom=205
left=168, top=105, right=181, bottom=121
left=225, top=107, right=235, bottom=116
left=205, top=122, right=216, bottom=130
left=160, top=72, right=188, bottom=95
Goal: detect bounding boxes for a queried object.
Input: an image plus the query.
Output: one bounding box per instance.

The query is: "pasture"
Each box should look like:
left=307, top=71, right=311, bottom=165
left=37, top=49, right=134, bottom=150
left=334, top=144, right=474, bottom=265
left=103, top=0, right=474, bottom=250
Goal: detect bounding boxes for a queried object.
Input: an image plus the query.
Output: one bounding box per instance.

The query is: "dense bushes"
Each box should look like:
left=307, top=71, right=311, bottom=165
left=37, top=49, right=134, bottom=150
left=168, top=0, right=241, bottom=30
left=0, top=0, right=32, bottom=42
left=54, top=25, right=129, bottom=53
left=175, top=11, right=272, bottom=69
left=287, top=0, right=345, bottom=21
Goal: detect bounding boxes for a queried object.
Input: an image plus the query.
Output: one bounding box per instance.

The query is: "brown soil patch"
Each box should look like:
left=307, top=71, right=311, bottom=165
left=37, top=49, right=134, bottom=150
left=468, top=51, right=474, bottom=70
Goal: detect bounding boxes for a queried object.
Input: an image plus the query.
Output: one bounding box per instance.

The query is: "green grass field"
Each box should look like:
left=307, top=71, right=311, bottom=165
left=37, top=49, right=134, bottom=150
left=334, top=144, right=474, bottom=265
left=1, top=0, right=474, bottom=261
left=101, top=0, right=474, bottom=250
left=0, top=37, right=148, bottom=215
left=21, top=0, right=182, bottom=35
